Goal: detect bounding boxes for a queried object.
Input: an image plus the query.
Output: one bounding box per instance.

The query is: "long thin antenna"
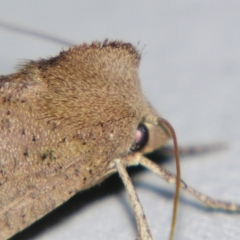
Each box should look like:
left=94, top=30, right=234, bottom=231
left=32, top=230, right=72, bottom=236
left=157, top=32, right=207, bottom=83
left=158, top=117, right=181, bottom=240
left=0, top=19, right=74, bottom=46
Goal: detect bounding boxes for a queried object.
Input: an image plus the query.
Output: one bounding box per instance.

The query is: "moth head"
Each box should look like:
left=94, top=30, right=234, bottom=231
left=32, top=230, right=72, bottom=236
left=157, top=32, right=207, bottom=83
left=132, top=104, right=171, bottom=154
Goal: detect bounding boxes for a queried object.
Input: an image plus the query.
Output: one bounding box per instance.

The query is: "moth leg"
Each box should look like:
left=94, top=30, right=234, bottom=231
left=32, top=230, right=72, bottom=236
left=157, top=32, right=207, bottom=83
left=140, top=156, right=240, bottom=211
left=114, top=158, right=153, bottom=240
left=160, top=142, right=225, bottom=158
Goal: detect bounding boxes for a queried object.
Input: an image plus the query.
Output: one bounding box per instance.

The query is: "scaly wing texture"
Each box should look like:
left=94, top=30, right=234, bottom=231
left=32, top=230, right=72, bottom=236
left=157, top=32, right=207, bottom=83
left=0, top=41, right=145, bottom=239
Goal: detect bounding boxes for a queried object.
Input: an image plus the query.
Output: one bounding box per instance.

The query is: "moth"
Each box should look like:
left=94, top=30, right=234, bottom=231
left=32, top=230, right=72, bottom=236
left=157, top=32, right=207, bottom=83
left=0, top=40, right=239, bottom=240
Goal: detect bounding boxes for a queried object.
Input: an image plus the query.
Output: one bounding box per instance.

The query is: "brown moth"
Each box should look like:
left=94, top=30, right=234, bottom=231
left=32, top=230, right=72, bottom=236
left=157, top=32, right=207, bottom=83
left=0, top=40, right=239, bottom=240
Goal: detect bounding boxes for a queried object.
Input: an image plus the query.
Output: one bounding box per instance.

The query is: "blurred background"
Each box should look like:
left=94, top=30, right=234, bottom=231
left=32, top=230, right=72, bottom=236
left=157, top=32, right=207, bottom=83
left=1, top=1, right=240, bottom=239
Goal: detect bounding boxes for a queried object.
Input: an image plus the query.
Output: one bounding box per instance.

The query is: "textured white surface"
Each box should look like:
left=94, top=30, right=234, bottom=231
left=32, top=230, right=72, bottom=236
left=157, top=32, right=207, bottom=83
left=1, top=1, right=240, bottom=240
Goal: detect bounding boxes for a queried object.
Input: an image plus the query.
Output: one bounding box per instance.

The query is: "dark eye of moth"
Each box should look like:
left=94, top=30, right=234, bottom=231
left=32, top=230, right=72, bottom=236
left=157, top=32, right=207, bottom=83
left=133, top=123, right=149, bottom=151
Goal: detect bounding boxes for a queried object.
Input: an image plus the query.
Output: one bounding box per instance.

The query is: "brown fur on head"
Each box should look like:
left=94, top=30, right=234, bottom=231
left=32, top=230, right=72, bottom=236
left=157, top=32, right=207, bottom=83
left=0, top=40, right=170, bottom=239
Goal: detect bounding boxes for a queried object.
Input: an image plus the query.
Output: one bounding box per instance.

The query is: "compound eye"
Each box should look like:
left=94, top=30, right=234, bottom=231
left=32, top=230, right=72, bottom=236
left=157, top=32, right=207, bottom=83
left=134, top=123, right=149, bottom=151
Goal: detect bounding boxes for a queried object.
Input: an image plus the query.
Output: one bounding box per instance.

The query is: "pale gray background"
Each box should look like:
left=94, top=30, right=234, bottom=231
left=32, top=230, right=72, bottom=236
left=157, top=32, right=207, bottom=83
left=0, top=1, right=240, bottom=240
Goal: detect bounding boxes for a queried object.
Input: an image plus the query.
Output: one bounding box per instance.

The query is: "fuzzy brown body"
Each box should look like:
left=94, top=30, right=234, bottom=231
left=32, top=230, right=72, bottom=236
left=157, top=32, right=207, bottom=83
left=1, top=39, right=238, bottom=240
left=0, top=41, right=170, bottom=239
